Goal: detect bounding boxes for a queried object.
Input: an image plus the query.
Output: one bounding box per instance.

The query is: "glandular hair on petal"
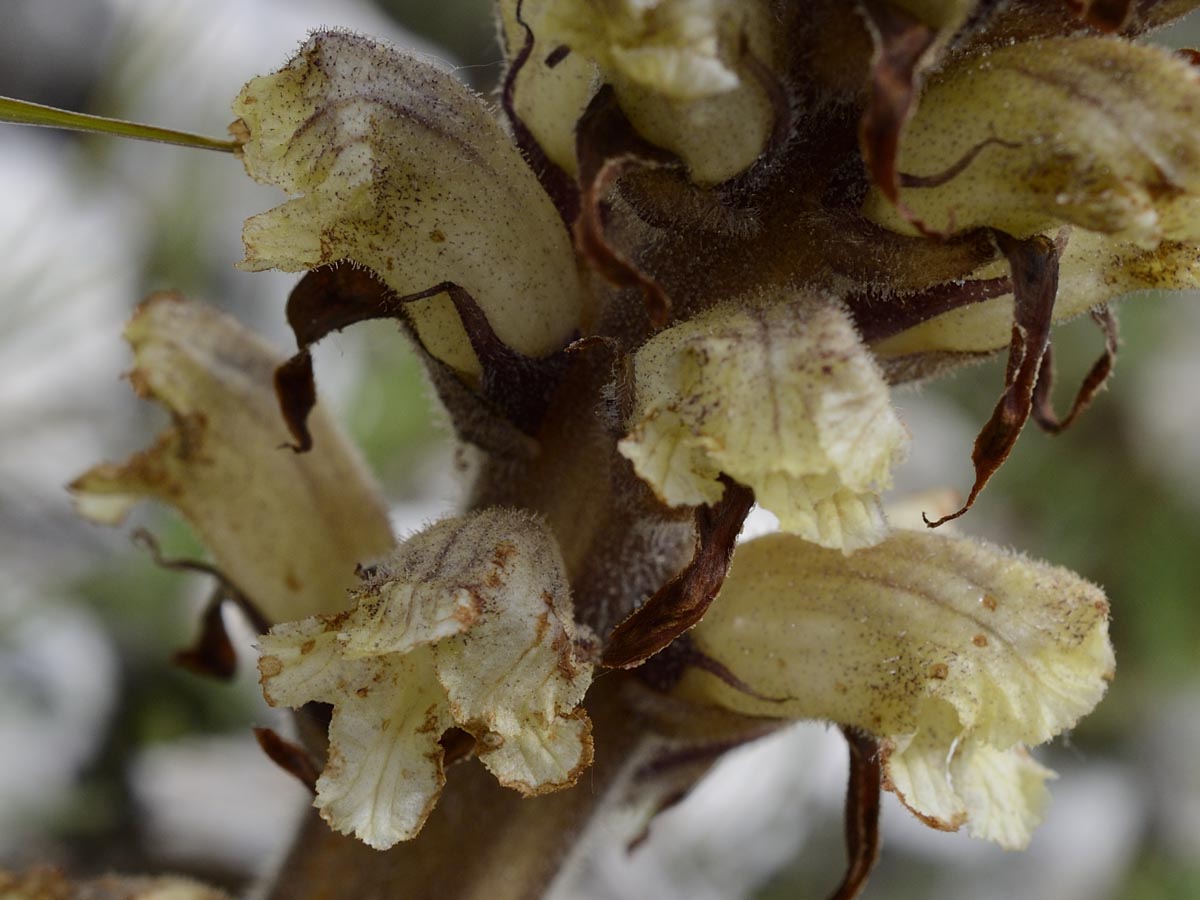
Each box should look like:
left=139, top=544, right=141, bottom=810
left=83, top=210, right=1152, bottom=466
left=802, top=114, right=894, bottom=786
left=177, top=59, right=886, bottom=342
left=679, top=529, right=1113, bottom=847
left=233, top=29, right=584, bottom=376
left=619, top=297, right=909, bottom=551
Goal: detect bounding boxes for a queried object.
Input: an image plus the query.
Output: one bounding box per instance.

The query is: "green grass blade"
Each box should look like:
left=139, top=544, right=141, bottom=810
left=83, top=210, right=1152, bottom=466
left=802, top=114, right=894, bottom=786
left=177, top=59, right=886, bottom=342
left=0, top=96, right=239, bottom=153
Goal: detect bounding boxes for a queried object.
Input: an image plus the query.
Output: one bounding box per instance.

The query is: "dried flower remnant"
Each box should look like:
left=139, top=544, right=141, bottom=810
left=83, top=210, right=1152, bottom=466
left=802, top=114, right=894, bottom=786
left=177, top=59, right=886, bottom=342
left=258, top=510, right=595, bottom=849
left=679, top=530, right=1114, bottom=849
left=619, top=298, right=909, bottom=551
left=69, top=293, right=394, bottom=623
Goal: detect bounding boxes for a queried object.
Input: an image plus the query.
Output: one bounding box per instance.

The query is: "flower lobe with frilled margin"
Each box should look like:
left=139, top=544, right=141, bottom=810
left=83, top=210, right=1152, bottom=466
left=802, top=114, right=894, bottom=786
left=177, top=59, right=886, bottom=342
left=258, top=510, right=595, bottom=849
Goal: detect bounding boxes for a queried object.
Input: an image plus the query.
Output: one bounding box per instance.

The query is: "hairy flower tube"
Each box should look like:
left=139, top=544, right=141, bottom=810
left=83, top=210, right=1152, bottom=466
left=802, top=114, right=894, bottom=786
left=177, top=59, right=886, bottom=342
left=677, top=529, right=1113, bottom=849
left=232, top=30, right=586, bottom=377
left=69, top=293, right=394, bottom=623
left=5, top=0, right=1193, bottom=897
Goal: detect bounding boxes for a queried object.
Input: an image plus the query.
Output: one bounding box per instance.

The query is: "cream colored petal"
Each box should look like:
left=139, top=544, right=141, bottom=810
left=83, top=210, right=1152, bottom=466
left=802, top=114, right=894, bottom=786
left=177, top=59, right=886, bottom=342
left=423, top=513, right=594, bottom=786
left=475, top=709, right=593, bottom=795
left=882, top=699, right=969, bottom=832
left=888, top=715, right=1055, bottom=851
left=318, top=510, right=595, bottom=800
left=69, top=294, right=394, bottom=623
left=618, top=409, right=725, bottom=508
left=678, top=530, right=1112, bottom=845
left=314, top=647, right=453, bottom=850
left=532, top=0, right=778, bottom=182
left=619, top=298, right=908, bottom=551
left=875, top=227, right=1200, bottom=359
left=864, top=37, right=1200, bottom=243
left=433, top=587, right=592, bottom=733
left=498, top=0, right=598, bottom=176
left=257, top=612, right=453, bottom=849
left=614, top=81, right=777, bottom=185
left=950, top=742, right=1054, bottom=849
left=538, top=0, right=740, bottom=101
left=337, top=582, right=477, bottom=659
left=335, top=513, right=542, bottom=659
left=233, top=30, right=583, bottom=376
left=257, top=617, right=347, bottom=707
left=755, top=471, right=889, bottom=552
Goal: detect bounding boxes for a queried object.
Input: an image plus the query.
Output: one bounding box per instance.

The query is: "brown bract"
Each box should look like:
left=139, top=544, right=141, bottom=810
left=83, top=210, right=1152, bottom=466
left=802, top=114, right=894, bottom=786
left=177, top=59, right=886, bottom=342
left=603, top=478, right=753, bottom=668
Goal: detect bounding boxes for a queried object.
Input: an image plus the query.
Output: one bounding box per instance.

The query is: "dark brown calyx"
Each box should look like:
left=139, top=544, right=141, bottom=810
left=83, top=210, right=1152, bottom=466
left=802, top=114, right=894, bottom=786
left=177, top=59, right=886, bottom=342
left=254, top=726, right=320, bottom=793
left=574, top=86, right=680, bottom=329
left=273, top=265, right=576, bottom=453
left=858, top=0, right=938, bottom=234
left=1032, top=304, right=1119, bottom=434
left=602, top=479, right=754, bottom=669
left=827, top=727, right=883, bottom=900
left=926, top=230, right=1061, bottom=527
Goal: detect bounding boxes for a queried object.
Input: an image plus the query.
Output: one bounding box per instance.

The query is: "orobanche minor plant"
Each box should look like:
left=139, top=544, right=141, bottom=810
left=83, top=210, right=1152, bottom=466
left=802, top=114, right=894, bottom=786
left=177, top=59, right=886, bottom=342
left=3, top=1, right=1199, bottom=898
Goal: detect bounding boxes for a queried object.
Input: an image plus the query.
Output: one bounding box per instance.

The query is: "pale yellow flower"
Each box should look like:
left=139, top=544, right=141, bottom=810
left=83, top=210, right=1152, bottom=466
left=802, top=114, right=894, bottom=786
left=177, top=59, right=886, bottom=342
left=679, top=529, right=1113, bottom=849
left=258, top=510, right=595, bottom=849
left=232, top=31, right=584, bottom=377
left=506, top=0, right=779, bottom=182
left=618, top=297, right=909, bottom=551
left=70, top=293, right=394, bottom=623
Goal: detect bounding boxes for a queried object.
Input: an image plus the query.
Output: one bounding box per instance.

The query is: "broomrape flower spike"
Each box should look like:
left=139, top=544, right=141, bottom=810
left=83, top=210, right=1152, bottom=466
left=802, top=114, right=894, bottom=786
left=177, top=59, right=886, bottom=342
left=257, top=510, right=595, bottom=850
left=2, top=0, right=1193, bottom=895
